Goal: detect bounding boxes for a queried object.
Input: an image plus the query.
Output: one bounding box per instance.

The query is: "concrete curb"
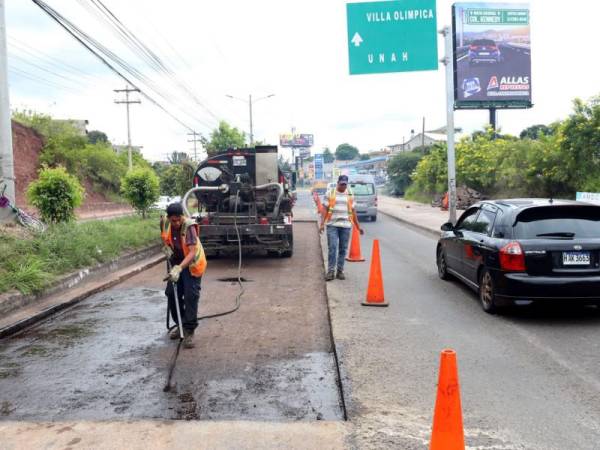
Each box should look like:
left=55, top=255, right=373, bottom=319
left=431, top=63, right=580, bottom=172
left=315, top=219, right=350, bottom=422
left=0, top=246, right=164, bottom=339
left=378, top=209, right=441, bottom=239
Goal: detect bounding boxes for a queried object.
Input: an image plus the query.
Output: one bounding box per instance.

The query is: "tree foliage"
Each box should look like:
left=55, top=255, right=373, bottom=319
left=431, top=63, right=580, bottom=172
left=158, top=162, right=196, bottom=197
left=88, top=130, right=108, bottom=144
left=519, top=124, right=556, bottom=140
left=200, top=121, right=246, bottom=157
left=27, top=166, right=84, bottom=223
left=335, top=143, right=360, bottom=161
left=168, top=151, right=190, bottom=164
left=121, top=168, right=160, bottom=218
left=387, top=151, right=423, bottom=195
left=322, top=148, right=335, bottom=163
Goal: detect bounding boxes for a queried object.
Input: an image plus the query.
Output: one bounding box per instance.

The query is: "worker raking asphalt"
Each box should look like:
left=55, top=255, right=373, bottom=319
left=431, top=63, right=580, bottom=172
left=160, top=195, right=244, bottom=392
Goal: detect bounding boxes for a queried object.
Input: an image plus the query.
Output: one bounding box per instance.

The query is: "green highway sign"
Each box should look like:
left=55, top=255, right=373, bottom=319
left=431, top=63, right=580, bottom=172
left=465, top=8, right=529, bottom=25
left=346, top=0, right=438, bottom=75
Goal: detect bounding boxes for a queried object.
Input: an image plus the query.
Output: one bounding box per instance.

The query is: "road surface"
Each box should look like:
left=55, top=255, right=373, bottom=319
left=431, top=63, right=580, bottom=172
left=334, top=211, right=600, bottom=449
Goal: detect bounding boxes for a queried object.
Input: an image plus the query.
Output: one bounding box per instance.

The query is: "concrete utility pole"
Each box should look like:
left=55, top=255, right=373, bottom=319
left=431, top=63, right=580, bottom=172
left=114, top=85, right=141, bottom=170
left=226, top=93, right=275, bottom=146
left=187, top=131, right=202, bottom=161
left=441, top=26, right=458, bottom=224
left=421, top=116, right=426, bottom=150
left=0, top=0, right=14, bottom=223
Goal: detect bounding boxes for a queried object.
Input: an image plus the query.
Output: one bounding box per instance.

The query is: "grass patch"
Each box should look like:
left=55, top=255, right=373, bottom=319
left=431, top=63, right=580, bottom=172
left=0, top=212, right=161, bottom=295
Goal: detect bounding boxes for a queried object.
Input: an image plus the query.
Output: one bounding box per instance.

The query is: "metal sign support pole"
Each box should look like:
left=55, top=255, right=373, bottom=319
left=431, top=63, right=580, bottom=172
left=441, top=26, right=457, bottom=224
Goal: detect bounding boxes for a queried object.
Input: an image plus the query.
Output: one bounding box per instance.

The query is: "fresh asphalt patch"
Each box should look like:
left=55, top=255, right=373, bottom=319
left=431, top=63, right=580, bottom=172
left=0, top=223, right=344, bottom=422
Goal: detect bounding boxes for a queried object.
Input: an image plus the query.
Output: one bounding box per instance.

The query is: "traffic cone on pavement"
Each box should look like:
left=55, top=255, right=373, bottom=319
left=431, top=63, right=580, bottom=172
left=346, top=225, right=365, bottom=262
left=430, top=349, right=465, bottom=450
left=362, top=239, right=387, bottom=306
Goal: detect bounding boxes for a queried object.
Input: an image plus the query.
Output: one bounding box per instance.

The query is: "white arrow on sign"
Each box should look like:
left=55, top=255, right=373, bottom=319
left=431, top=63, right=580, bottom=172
left=351, top=32, right=363, bottom=47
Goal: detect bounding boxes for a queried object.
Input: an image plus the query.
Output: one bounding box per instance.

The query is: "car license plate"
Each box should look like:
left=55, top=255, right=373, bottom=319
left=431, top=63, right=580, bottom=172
left=563, top=251, right=590, bottom=265
left=480, top=52, right=490, bottom=55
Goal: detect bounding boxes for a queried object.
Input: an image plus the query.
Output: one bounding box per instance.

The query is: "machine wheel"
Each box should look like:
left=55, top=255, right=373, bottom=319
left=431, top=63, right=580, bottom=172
left=479, top=268, right=499, bottom=314
left=281, top=234, right=293, bottom=258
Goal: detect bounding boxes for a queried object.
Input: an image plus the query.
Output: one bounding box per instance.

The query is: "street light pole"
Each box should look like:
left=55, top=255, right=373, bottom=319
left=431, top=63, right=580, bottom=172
left=249, top=94, right=253, bottom=145
left=226, top=93, right=274, bottom=146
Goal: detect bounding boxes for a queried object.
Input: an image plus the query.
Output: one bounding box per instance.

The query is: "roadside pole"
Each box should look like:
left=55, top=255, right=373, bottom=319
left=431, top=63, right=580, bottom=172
left=441, top=26, right=457, bottom=224
left=0, top=0, right=14, bottom=223
left=114, top=85, right=141, bottom=171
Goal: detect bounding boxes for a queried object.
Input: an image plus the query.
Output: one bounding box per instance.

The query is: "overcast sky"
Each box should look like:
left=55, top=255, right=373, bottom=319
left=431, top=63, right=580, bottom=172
left=5, top=0, right=600, bottom=162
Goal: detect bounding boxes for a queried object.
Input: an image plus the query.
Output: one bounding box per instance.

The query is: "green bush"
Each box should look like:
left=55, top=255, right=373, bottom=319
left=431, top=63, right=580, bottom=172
left=27, top=166, right=85, bottom=223
left=386, top=151, right=423, bottom=195
left=121, top=168, right=160, bottom=218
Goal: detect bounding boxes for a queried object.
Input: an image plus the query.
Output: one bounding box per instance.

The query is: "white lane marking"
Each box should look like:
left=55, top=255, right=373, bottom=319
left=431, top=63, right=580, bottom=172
left=457, top=54, right=469, bottom=62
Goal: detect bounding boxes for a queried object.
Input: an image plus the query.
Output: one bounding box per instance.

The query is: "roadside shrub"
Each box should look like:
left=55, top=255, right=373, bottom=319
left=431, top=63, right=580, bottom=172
left=27, top=166, right=85, bottom=223
left=121, top=168, right=160, bottom=218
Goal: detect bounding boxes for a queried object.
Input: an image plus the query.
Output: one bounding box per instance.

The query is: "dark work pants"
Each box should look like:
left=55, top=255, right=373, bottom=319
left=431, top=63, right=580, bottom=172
left=165, top=267, right=201, bottom=332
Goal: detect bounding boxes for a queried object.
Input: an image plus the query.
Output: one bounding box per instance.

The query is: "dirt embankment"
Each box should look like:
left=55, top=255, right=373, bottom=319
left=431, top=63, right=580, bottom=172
left=11, top=121, right=131, bottom=218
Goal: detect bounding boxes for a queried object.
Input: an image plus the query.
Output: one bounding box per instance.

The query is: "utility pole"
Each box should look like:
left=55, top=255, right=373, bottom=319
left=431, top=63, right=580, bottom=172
left=187, top=131, right=202, bottom=161
left=421, top=116, right=426, bottom=150
left=0, top=0, right=14, bottom=223
left=114, top=85, right=141, bottom=170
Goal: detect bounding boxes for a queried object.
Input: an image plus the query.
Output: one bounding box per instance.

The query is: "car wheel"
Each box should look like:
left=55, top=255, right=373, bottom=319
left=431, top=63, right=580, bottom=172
left=479, top=268, right=498, bottom=314
left=436, top=247, right=451, bottom=281
left=371, top=215, right=377, bottom=222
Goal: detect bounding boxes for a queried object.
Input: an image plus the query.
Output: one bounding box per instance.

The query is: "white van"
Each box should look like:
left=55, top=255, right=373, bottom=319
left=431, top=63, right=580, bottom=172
left=348, top=174, right=377, bottom=221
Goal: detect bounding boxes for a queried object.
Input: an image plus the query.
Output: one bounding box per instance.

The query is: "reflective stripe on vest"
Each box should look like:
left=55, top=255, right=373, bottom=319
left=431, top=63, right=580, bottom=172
left=161, top=218, right=207, bottom=277
left=324, top=188, right=355, bottom=225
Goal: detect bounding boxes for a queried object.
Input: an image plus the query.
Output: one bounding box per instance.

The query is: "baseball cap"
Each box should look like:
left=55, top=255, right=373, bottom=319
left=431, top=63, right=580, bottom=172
left=337, top=175, right=349, bottom=184
left=166, top=202, right=184, bottom=217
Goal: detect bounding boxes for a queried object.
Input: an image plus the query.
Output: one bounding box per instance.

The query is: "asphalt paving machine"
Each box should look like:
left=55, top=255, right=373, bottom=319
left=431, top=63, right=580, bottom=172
left=182, top=146, right=294, bottom=257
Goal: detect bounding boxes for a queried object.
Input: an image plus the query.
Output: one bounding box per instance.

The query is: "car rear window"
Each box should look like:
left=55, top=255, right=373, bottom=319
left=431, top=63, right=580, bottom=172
left=350, top=183, right=375, bottom=195
left=473, top=39, right=495, bottom=46
left=514, top=206, right=600, bottom=239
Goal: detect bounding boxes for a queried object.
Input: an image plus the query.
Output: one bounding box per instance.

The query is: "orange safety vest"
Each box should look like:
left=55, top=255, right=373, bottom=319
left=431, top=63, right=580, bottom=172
left=324, top=188, right=357, bottom=227
left=161, top=218, right=207, bottom=277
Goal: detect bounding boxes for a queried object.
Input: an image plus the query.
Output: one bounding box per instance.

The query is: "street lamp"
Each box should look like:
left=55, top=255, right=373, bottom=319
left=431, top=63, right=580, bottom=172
left=225, top=94, right=275, bottom=145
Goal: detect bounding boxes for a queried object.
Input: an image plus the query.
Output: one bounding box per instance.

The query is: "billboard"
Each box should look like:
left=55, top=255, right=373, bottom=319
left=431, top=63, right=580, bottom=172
left=453, top=3, right=532, bottom=109
left=279, top=134, right=314, bottom=148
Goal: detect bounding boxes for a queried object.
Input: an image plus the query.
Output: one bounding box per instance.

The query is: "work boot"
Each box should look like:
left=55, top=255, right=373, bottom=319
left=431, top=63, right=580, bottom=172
left=325, top=270, right=335, bottom=282
left=336, top=270, right=346, bottom=280
left=183, top=330, right=195, bottom=349
left=169, top=327, right=182, bottom=340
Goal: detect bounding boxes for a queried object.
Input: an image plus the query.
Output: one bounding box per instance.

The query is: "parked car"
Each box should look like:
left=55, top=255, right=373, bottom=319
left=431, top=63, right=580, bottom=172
left=436, top=199, right=600, bottom=313
left=468, top=39, right=502, bottom=64
left=348, top=174, right=377, bottom=222
left=153, top=195, right=181, bottom=211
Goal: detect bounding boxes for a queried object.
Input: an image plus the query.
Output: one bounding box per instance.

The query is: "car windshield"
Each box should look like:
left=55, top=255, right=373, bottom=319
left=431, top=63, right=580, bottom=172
left=350, top=183, right=375, bottom=195
left=514, top=206, right=600, bottom=239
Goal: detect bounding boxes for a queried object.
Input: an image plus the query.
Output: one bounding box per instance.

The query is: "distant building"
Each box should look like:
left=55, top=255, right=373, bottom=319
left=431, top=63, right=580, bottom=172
left=113, top=144, right=142, bottom=155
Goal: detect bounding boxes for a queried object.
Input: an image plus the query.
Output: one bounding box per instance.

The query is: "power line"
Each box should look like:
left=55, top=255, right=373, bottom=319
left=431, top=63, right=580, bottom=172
left=8, top=66, right=86, bottom=95
left=30, top=0, right=203, bottom=133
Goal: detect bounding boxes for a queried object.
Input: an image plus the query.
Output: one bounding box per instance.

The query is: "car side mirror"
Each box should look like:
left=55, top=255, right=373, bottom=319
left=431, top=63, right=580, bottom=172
left=441, top=222, right=454, bottom=232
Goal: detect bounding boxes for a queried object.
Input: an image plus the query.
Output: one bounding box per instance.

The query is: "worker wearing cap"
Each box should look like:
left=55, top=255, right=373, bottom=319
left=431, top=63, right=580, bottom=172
left=319, top=175, right=363, bottom=281
left=160, top=203, right=207, bottom=348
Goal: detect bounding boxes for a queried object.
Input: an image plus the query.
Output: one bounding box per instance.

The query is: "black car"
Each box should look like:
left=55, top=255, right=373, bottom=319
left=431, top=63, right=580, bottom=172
left=436, top=199, right=600, bottom=313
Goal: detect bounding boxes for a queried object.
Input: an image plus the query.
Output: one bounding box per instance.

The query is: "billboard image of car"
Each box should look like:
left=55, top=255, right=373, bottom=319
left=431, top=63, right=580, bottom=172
left=279, top=134, right=314, bottom=148
left=453, top=3, right=531, bottom=109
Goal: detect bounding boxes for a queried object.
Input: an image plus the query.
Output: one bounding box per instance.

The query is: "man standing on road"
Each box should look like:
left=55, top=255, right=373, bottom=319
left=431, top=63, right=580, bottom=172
left=319, top=175, right=363, bottom=281
left=160, top=203, right=207, bottom=348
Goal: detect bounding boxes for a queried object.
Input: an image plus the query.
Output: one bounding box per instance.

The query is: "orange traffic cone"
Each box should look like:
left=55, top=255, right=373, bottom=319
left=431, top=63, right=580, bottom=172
left=362, top=239, right=387, bottom=306
left=346, top=225, right=365, bottom=262
left=430, top=349, right=465, bottom=450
